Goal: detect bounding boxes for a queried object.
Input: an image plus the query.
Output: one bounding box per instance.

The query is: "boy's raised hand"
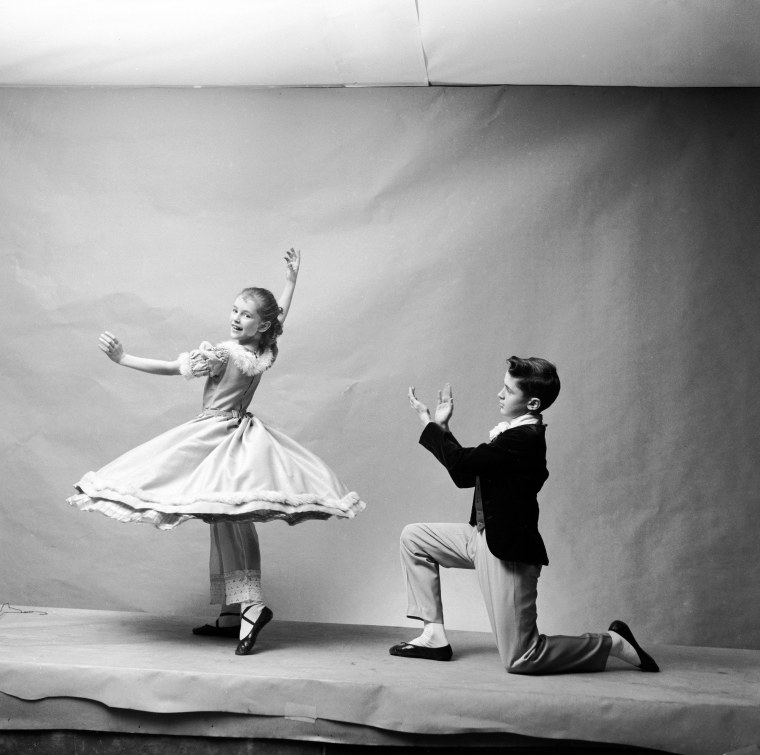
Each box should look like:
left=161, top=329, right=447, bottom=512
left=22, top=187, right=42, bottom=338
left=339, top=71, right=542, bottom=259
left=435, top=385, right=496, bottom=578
left=408, top=386, right=431, bottom=426
left=434, top=383, right=454, bottom=428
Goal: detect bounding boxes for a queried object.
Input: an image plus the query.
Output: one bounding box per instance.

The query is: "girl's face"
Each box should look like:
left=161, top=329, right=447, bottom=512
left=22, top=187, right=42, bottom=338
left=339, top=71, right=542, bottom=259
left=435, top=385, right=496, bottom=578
left=229, top=295, right=270, bottom=346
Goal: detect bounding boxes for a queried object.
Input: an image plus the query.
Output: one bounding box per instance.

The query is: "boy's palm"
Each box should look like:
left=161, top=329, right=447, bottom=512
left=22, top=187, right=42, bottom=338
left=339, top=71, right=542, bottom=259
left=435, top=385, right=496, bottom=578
left=434, top=383, right=454, bottom=424
left=434, top=403, right=453, bottom=424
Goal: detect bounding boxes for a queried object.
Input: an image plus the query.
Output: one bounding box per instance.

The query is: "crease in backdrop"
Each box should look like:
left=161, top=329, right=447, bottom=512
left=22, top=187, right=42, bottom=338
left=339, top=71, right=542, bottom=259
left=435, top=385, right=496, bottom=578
left=0, top=86, right=758, bottom=649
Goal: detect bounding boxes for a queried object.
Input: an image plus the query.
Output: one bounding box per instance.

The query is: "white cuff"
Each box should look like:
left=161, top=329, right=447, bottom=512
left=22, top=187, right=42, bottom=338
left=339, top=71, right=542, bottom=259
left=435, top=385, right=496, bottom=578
left=178, top=352, right=195, bottom=380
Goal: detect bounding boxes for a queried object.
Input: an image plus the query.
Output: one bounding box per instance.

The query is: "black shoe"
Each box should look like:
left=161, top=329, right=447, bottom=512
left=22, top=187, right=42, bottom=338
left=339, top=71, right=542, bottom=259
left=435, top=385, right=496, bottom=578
left=235, top=606, right=273, bottom=656
left=192, top=611, right=240, bottom=637
left=608, top=620, right=660, bottom=672
left=389, top=642, right=453, bottom=661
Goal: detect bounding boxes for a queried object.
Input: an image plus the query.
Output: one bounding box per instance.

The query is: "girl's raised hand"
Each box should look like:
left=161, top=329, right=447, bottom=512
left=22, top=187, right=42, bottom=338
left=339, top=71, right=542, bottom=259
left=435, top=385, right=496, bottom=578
left=284, top=248, right=301, bottom=281
left=99, top=331, right=124, bottom=363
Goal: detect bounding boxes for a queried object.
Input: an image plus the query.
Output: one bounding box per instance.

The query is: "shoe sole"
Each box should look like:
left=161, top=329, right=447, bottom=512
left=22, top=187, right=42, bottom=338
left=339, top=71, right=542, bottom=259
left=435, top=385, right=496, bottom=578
left=389, top=643, right=453, bottom=661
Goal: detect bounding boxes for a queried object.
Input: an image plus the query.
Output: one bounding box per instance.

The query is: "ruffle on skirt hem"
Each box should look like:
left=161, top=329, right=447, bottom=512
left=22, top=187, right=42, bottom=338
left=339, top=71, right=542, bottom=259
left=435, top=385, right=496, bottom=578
left=68, top=484, right=365, bottom=531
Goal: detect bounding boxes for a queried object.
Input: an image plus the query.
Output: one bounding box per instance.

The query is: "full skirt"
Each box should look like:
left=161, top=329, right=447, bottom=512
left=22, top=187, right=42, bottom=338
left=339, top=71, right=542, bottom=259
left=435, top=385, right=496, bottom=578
left=68, top=412, right=365, bottom=530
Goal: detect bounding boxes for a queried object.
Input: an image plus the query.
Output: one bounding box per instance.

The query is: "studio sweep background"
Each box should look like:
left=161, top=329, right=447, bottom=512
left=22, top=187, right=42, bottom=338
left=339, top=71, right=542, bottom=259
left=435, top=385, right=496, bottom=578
left=1, top=86, right=758, bottom=649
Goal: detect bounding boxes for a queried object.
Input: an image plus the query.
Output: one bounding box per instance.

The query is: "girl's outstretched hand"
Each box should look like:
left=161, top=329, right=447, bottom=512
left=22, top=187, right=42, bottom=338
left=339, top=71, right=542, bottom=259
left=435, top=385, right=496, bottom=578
left=284, top=248, right=301, bottom=281
left=99, top=331, right=124, bottom=363
left=408, top=386, right=431, bottom=427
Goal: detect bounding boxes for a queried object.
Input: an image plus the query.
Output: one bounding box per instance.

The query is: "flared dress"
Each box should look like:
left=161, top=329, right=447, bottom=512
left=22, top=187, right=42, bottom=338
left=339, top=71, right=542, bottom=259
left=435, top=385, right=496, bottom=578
left=67, top=341, right=365, bottom=530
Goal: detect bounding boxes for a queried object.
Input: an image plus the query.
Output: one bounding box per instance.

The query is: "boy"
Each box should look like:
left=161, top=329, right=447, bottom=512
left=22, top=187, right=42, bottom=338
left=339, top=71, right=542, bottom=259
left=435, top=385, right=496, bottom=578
left=390, top=356, right=658, bottom=674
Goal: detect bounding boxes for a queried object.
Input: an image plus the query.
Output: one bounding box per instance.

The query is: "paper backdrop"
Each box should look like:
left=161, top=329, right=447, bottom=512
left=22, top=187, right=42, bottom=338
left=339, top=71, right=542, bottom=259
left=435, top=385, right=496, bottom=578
left=3, top=0, right=760, bottom=86
left=1, top=86, right=758, bottom=649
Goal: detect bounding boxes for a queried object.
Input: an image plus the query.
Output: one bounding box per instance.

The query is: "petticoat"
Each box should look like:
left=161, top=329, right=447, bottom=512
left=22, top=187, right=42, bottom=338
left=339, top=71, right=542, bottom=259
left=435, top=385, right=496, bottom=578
left=68, top=410, right=365, bottom=530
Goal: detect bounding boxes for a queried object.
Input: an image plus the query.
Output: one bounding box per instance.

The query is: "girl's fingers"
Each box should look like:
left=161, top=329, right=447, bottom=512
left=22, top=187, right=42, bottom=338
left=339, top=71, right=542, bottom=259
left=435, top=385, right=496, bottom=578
left=285, top=248, right=300, bottom=265
left=99, top=331, right=121, bottom=355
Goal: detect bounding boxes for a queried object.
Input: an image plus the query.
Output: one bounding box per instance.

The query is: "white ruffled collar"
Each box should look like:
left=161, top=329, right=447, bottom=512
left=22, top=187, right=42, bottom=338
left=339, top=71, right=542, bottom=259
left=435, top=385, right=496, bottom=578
left=489, top=413, right=543, bottom=440
left=217, top=341, right=275, bottom=376
left=489, top=421, right=511, bottom=440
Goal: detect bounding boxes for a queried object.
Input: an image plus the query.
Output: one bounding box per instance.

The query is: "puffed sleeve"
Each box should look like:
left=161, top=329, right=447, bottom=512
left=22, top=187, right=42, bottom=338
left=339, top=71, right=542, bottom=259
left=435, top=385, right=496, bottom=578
left=178, top=341, right=227, bottom=380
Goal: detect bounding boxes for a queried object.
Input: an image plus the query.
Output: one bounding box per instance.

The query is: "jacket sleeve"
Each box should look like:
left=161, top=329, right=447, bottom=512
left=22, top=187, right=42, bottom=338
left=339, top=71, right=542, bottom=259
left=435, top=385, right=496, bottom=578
left=419, top=423, right=476, bottom=488
left=419, top=422, right=535, bottom=486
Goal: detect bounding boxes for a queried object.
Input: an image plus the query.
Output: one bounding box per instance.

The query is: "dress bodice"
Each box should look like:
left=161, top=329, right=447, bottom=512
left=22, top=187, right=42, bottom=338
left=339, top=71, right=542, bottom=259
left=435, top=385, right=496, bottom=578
left=178, top=340, right=274, bottom=414
left=202, top=358, right=263, bottom=413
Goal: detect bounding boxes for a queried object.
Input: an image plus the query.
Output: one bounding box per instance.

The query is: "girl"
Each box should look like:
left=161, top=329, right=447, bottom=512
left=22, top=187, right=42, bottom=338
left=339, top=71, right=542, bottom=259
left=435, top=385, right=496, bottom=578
left=68, top=249, right=365, bottom=655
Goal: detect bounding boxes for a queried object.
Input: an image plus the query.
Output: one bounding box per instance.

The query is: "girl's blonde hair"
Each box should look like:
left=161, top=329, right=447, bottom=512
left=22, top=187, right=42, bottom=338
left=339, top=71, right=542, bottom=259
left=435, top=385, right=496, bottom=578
left=239, top=287, right=283, bottom=362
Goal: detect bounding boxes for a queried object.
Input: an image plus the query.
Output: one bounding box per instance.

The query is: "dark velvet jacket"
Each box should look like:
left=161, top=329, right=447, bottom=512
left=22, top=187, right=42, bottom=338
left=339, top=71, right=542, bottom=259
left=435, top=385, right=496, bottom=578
left=419, top=421, right=550, bottom=565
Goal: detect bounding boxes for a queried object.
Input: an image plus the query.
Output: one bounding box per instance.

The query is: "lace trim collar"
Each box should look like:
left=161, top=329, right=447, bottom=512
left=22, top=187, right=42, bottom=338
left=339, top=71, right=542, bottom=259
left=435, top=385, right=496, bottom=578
left=216, top=341, right=275, bottom=376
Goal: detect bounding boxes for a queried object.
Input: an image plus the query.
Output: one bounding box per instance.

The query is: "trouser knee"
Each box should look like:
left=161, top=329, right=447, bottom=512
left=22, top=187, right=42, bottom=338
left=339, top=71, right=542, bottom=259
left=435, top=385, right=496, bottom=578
left=400, top=523, right=424, bottom=549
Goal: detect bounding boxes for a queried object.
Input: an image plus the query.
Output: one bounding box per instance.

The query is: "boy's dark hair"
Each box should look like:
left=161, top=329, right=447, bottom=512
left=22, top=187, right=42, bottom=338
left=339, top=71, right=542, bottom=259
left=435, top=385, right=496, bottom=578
left=506, top=356, right=561, bottom=411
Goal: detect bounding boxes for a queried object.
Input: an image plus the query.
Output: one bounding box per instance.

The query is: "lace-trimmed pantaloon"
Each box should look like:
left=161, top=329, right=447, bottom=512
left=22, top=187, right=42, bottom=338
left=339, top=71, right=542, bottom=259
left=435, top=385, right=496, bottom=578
left=209, top=521, right=264, bottom=605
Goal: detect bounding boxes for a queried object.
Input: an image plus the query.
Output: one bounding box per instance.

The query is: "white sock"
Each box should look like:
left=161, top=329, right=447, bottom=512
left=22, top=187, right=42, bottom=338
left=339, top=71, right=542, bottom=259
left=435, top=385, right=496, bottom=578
left=239, top=601, right=265, bottom=641
left=608, top=630, right=641, bottom=666
left=408, top=622, right=448, bottom=648
left=217, top=603, right=240, bottom=628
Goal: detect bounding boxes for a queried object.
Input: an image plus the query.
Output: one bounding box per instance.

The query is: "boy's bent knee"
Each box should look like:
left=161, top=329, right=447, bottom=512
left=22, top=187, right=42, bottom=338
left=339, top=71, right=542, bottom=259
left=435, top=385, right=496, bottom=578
left=400, top=523, right=424, bottom=545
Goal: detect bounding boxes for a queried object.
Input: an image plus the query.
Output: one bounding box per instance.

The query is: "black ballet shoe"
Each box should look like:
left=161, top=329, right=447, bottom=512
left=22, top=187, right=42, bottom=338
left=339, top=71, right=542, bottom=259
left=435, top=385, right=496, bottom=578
left=389, top=642, right=453, bottom=661
left=192, top=611, right=240, bottom=637
left=608, top=620, right=660, bottom=672
left=235, top=606, right=273, bottom=656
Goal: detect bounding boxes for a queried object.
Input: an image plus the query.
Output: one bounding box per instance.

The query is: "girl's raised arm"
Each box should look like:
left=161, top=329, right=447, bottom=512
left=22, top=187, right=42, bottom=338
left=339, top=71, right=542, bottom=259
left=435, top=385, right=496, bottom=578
left=99, top=331, right=181, bottom=376
left=278, top=248, right=301, bottom=325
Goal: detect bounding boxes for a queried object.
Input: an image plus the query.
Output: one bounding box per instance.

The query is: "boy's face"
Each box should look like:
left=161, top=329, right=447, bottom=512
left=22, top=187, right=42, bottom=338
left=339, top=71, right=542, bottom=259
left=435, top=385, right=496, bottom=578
left=497, top=371, right=534, bottom=420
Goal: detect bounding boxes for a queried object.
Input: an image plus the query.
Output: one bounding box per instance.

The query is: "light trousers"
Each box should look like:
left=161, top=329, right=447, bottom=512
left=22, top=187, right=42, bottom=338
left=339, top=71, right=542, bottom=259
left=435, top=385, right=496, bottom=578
left=209, top=521, right=264, bottom=605
left=400, top=522, right=611, bottom=674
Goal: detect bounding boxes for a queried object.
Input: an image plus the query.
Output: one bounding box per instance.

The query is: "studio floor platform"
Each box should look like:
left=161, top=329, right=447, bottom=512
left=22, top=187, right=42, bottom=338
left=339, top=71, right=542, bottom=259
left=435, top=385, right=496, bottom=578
left=0, top=607, right=758, bottom=755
